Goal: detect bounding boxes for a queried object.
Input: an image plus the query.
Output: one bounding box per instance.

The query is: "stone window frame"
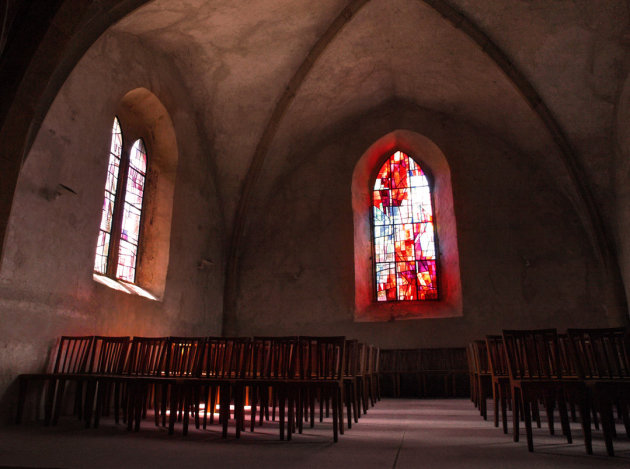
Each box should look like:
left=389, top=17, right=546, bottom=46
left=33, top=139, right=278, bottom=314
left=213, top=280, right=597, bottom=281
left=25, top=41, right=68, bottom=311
left=93, top=88, right=178, bottom=301
left=94, top=117, right=149, bottom=284
left=352, top=130, right=463, bottom=321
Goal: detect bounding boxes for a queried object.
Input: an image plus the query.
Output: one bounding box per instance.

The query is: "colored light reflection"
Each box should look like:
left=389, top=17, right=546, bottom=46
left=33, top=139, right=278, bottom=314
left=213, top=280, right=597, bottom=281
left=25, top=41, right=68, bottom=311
left=373, top=151, right=438, bottom=301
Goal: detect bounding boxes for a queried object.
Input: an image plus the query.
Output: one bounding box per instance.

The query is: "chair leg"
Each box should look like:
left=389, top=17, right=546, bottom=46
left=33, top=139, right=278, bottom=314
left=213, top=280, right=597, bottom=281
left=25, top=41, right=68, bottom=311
left=279, top=386, right=286, bottom=441
left=532, top=400, right=541, bottom=429
left=168, top=384, right=178, bottom=435
left=513, top=388, right=520, bottom=443
left=578, top=394, right=592, bottom=455
left=558, top=393, right=572, bottom=444
left=500, top=385, right=508, bottom=434
left=493, top=382, right=499, bottom=428
left=332, top=387, right=339, bottom=443
left=52, top=379, right=66, bottom=426
left=523, top=399, right=534, bottom=452
left=221, top=384, right=230, bottom=439
left=544, top=393, right=555, bottom=435
left=345, top=383, right=352, bottom=430
left=250, top=385, right=258, bottom=432
left=598, top=393, right=615, bottom=457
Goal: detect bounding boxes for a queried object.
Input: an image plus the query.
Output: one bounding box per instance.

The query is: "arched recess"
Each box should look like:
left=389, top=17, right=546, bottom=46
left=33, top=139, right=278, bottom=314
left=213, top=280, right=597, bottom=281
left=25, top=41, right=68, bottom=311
left=352, top=129, right=462, bottom=321
left=110, top=87, right=178, bottom=299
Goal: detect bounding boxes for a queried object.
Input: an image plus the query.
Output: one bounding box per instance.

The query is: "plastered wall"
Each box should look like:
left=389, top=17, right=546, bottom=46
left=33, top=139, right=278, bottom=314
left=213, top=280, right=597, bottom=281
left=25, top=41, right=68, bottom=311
left=0, top=30, right=224, bottom=422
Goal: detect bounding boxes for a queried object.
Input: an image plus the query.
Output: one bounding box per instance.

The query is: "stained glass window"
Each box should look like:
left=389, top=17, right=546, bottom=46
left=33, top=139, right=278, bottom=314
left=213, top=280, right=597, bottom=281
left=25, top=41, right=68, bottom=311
left=116, top=139, right=146, bottom=282
left=94, top=118, right=122, bottom=274
left=373, top=151, right=438, bottom=301
left=94, top=119, right=147, bottom=285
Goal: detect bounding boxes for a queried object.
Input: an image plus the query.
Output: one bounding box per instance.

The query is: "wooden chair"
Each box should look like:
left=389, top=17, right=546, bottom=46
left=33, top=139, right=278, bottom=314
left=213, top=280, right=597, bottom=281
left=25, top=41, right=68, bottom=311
left=163, top=336, right=206, bottom=435
left=370, top=345, right=381, bottom=402
left=466, top=343, right=478, bottom=406
left=485, top=335, right=510, bottom=433
left=342, top=339, right=360, bottom=429
left=83, top=336, right=130, bottom=428
left=567, top=327, right=630, bottom=456
left=502, top=329, right=591, bottom=453
left=470, top=340, right=492, bottom=420
left=356, top=342, right=370, bottom=414
left=16, top=336, right=93, bottom=425
left=248, top=336, right=297, bottom=434
left=120, top=336, right=169, bottom=432
left=296, top=336, right=346, bottom=442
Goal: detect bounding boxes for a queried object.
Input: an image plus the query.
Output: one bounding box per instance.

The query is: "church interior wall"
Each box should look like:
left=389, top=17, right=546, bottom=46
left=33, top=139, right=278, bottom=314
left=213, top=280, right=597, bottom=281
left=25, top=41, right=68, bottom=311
left=0, top=30, right=225, bottom=422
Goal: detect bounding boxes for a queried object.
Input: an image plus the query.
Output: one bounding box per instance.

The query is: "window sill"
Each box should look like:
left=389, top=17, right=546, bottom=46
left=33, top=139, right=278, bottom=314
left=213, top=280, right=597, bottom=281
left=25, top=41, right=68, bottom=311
left=93, top=273, right=158, bottom=301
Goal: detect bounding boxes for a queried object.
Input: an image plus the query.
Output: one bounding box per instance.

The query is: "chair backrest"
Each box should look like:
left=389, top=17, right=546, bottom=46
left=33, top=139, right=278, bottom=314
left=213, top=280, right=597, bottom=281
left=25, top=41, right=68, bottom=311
left=466, top=343, right=477, bottom=374
left=52, top=336, right=94, bottom=374
left=125, top=337, right=168, bottom=376
left=485, top=335, right=508, bottom=377
left=471, top=340, right=490, bottom=375
left=198, top=337, right=224, bottom=377
left=88, top=336, right=130, bottom=374
left=165, top=337, right=206, bottom=377
left=502, top=329, right=562, bottom=380
left=557, top=333, right=579, bottom=378
left=219, top=337, right=253, bottom=379
left=357, top=342, right=368, bottom=376
left=343, top=339, right=359, bottom=378
left=251, top=336, right=297, bottom=379
left=567, top=327, right=630, bottom=379
left=298, top=336, right=345, bottom=381
left=371, top=346, right=380, bottom=374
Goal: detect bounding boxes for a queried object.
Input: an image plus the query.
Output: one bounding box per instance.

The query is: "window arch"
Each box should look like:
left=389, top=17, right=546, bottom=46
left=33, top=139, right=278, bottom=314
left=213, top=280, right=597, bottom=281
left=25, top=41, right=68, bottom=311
left=94, top=118, right=148, bottom=284
left=373, top=150, right=438, bottom=302
left=92, top=88, right=178, bottom=301
left=352, top=130, right=462, bottom=321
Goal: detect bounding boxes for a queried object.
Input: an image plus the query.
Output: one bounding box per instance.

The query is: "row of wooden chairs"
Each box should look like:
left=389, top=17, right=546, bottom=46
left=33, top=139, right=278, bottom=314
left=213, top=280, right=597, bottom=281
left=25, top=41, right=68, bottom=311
left=468, top=327, right=630, bottom=456
left=16, top=335, right=380, bottom=442
left=380, top=347, right=468, bottom=397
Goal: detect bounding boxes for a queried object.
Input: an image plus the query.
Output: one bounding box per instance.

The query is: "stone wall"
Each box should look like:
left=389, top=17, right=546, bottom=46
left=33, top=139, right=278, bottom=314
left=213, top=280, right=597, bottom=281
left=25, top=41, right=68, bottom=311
left=0, top=30, right=225, bottom=422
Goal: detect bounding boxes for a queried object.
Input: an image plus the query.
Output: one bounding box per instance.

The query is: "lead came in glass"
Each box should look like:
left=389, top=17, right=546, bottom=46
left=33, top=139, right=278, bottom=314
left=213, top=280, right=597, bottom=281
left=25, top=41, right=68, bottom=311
left=116, top=139, right=147, bottom=282
left=373, top=151, right=438, bottom=301
left=94, top=118, right=122, bottom=274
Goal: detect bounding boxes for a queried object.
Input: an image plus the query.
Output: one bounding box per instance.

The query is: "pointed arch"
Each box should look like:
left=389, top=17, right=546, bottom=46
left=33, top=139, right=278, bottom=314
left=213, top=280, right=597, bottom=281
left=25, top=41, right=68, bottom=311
left=353, top=130, right=462, bottom=321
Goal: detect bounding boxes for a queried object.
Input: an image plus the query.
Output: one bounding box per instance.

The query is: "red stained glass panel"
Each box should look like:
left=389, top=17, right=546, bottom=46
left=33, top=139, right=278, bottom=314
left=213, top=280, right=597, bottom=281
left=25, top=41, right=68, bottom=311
left=373, top=151, right=438, bottom=302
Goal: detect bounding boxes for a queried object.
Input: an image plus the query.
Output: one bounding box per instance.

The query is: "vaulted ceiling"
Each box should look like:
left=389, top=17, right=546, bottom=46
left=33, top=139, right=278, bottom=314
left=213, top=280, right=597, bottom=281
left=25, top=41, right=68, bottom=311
left=1, top=0, right=629, bottom=302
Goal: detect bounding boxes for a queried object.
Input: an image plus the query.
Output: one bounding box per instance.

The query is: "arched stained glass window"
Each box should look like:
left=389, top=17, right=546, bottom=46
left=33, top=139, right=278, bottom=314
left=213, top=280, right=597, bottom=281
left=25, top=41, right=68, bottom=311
left=116, top=139, right=147, bottom=282
left=94, top=118, right=122, bottom=275
left=373, top=150, right=438, bottom=301
left=95, top=119, right=148, bottom=284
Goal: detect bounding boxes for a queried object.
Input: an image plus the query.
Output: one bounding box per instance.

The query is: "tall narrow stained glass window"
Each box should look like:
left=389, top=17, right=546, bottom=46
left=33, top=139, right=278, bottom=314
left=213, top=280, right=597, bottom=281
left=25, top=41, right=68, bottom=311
left=373, top=151, right=438, bottom=301
left=116, top=139, right=146, bottom=282
left=95, top=118, right=122, bottom=275
left=94, top=118, right=148, bottom=284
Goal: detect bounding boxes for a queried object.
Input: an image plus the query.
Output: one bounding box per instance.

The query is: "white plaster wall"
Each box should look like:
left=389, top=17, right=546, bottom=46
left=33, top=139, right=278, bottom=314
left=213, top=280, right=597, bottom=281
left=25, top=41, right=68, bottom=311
left=0, top=30, right=224, bottom=422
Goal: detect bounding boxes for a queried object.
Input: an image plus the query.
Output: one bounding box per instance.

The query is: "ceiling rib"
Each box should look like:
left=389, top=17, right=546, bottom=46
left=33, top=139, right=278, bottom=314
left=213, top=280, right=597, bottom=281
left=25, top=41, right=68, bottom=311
left=222, top=0, right=628, bottom=332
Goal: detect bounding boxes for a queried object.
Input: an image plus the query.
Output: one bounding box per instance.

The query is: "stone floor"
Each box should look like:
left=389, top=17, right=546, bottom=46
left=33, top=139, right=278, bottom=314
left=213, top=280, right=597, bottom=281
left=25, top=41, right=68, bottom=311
left=1, top=398, right=629, bottom=468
